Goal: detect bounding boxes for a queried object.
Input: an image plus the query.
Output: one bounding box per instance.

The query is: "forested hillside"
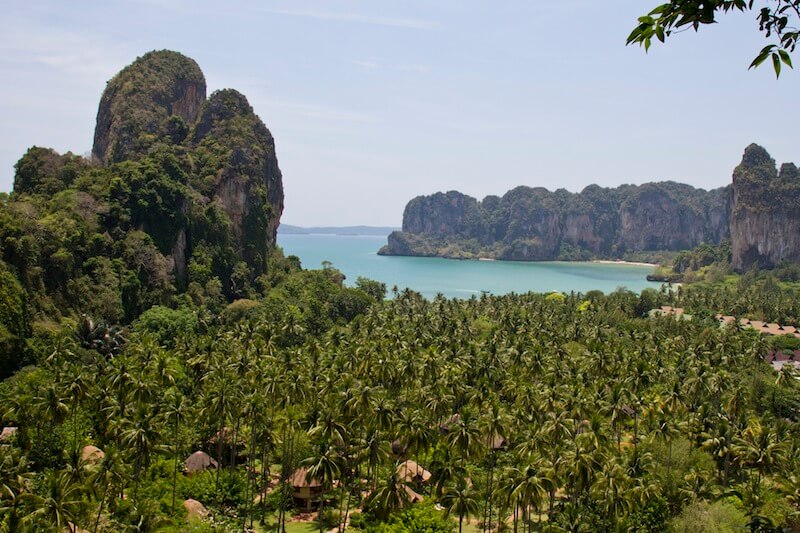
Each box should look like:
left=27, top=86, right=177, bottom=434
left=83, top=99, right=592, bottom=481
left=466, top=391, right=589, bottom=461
left=0, top=50, right=299, bottom=377
left=4, top=283, right=800, bottom=531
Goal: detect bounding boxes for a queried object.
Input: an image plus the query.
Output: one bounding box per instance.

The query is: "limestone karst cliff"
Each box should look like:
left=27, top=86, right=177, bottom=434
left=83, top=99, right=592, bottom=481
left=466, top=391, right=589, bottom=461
left=89, top=50, right=284, bottom=283
left=7, top=50, right=284, bottom=317
left=92, top=50, right=207, bottom=165
left=383, top=144, right=800, bottom=269
left=731, top=144, right=800, bottom=271
left=381, top=182, right=731, bottom=261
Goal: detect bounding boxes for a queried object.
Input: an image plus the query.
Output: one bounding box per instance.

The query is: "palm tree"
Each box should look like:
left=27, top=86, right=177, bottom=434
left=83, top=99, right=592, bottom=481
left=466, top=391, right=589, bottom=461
left=734, top=419, right=785, bottom=492
left=21, top=470, right=83, bottom=533
left=0, top=445, right=31, bottom=532
left=367, top=469, right=411, bottom=521
left=441, top=478, right=480, bottom=533
left=32, top=384, right=69, bottom=433
left=65, top=367, right=90, bottom=459
left=303, top=443, right=343, bottom=533
left=161, top=388, right=187, bottom=512
left=90, top=445, right=129, bottom=533
left=119, top=406, right=161, bottom=502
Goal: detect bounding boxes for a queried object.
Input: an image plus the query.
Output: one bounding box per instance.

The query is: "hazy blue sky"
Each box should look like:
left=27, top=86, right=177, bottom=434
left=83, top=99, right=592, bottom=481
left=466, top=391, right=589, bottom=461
left=1, top=1, right=798, bottom=226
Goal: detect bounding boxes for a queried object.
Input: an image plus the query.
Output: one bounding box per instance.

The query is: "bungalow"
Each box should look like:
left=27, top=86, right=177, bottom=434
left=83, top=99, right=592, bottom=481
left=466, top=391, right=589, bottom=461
left=290, top=467, right=323, bottom=511
left=397, top=460, right=432, bottom=485
left=648, top=306, right=692, bottom=320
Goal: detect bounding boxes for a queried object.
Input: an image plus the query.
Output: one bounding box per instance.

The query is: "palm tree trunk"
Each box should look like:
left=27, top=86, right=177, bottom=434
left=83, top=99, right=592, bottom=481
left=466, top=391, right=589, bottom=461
left=459, top=512, right=464, bottom=533
left=231, top=418, right=240, bottom=470
left=134, top=456, right=141, bottom=503
left=318, top=484, right=326, bottom=533
left=93, top=482, right=109, bottom=533
left=342, top=486, right=353, bottom=533
left=248, top=422, right=257, bottom=530
left=216, top=427, right=224, bottom=497
left=487, top=461, right=495, bottom=533
left=260, top=444, right=269, bottom=526
left=73, top=403, right=78, bottom=460
left=172, top=416, right=180, bottom=512
left=513, top=504, right=518, bottom=533
left=667, top=439, right=673, bottom=489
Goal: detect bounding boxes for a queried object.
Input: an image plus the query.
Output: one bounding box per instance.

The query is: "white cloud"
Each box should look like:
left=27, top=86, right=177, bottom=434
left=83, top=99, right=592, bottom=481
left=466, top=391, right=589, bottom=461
left=352, top=60, right=380, bottom=69
left=261, top=8, right=439, bottom=30
left=0, top=18, right=128, bottom=78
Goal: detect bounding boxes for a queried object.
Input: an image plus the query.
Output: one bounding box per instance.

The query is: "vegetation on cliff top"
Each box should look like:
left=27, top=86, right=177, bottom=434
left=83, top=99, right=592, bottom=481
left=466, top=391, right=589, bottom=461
left=381, top=180, right=730, bottom=262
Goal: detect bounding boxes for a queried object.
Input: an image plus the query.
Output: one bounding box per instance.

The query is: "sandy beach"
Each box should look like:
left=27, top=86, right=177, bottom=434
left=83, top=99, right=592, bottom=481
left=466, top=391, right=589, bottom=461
left=592, top=259, right=658, bottom=267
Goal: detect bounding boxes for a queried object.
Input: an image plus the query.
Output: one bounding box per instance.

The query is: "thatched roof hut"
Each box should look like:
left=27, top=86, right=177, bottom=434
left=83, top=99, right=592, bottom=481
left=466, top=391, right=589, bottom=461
left=81, top=445, right=105, bottom=465
left=289, top=467, right=321, bottom=488
left=185, top=451, right=218, bottom=474
left=397, top=460, right=431, bottom=484
left=716, top=315, right=736, bottom=326
left=290, top=467, right=324, bottom=511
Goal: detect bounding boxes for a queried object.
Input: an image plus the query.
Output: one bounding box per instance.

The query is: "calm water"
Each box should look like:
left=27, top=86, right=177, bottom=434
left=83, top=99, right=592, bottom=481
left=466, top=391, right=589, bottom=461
left=278, top=234, right=661, bottom=299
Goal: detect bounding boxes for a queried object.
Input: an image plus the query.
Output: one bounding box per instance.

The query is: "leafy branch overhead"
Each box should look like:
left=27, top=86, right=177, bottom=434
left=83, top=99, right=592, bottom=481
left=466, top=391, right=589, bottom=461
left=628, top=0, right=798, bottom=77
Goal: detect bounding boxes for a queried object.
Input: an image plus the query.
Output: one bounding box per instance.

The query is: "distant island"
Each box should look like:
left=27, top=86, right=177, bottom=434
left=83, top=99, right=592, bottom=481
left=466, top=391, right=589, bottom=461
left=380, top=144, right=800, bottom=272
left=280, top=224, right=399, bottom=236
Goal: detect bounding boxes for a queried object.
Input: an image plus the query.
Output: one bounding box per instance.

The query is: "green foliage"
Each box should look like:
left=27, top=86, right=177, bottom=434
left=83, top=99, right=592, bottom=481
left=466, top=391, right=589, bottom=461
left=628, top=1, right=798, bottom=77
left=673, top=241, right=732, bottom=276
left=629, top=495, right=670, bottom=532
left=367, top=502, right=455, bottom=533
left=134, top=305, right=198, bottom=347
left=179, top=470, right=247, bottom=508
left=751, top=369, right=800, bottom=418
left=7, top=255, right=800, bottom=531
left=668, top=499, right=747, bottom=532
left=0, top=261, right=31, bottom=378
left=386, top=182, right=731, bottom=262
left=221, top=299, right=261, bottom=323
left=13, top=146, right=89, bottom=197
left=331, top=288, right=375, bottom=323
left=356, top=277, right=387, bottom=301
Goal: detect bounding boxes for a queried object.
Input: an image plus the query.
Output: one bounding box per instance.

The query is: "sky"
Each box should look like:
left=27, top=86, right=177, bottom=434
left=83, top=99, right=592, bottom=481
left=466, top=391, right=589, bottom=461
left=1, top=1, right=798, bottom=226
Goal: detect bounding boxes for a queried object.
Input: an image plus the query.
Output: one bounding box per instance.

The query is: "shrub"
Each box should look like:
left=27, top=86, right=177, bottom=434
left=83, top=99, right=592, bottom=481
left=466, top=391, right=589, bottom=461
left=669, top=500, right=746, bottom=533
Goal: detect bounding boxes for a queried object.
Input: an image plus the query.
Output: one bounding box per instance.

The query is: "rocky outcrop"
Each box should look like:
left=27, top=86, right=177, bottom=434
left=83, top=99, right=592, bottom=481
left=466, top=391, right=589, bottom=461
left=731, top=144, right=800, bottom=271
left=381, top=182, right=731, bottom=261
left=89, top=51, right=283, bottom=284
left=191, top=89, right=284, bottom=270
left=93, top=50, right=206, bottom=164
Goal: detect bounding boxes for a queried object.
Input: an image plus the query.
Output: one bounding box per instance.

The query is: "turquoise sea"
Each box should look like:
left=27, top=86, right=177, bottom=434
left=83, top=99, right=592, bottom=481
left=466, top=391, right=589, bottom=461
left=278, top=233, right=662, bottom=299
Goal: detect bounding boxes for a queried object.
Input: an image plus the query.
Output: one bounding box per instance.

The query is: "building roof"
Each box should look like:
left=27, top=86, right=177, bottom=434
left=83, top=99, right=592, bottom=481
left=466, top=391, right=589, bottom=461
left=81, top=445, right=105, bottom=464
left=403, top=485, right=424, bottom=504
left=397, top=460, right=432, bottom=483
left=185, top=451, right=218, bottom=473
left=716, top=315, right=736, bottom=326
left=290, top=467, right=321, bottom=489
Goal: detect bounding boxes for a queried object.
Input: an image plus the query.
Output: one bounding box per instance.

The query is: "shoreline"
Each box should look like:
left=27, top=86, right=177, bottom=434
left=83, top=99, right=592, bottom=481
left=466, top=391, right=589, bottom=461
left=592, top=259, right=658, bottom=268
